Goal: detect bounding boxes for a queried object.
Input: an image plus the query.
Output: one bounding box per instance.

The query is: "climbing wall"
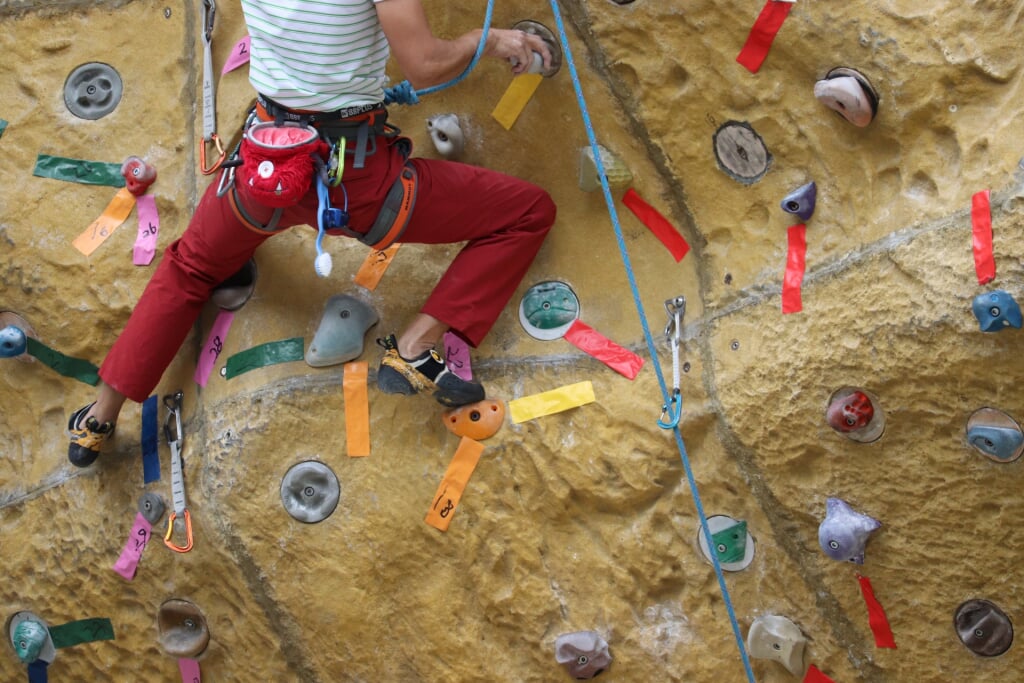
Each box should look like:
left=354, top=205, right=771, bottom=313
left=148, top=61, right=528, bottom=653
left=3, top=0, right=1024, bottom=680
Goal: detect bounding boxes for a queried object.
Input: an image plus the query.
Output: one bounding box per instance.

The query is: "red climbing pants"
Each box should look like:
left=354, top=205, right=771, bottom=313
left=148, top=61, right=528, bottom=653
left=98, top=133, right=556, bottom=403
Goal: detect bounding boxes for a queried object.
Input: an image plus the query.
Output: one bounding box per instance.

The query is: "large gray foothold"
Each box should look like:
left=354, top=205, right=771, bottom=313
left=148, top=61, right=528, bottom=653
left=305, top=294, right=379, bottom=367
left=138, top=492, right=167, bottom=526
left=281, top=461, right=341, bottom=523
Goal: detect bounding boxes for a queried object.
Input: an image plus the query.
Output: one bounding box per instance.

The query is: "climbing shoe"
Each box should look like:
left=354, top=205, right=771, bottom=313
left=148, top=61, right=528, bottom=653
left=67, top=403, right=115, bottom=468
left=376, top=334, right=485, bottom=407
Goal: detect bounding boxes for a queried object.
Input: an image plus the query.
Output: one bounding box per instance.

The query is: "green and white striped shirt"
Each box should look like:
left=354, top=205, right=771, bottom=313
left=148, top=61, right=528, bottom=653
left=241, top=0, right=389, bottom=111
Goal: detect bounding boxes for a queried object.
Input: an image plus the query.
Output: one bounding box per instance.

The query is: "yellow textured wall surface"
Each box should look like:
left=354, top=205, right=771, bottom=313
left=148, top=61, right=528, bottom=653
left=2, top=0, right=1024, bottom=681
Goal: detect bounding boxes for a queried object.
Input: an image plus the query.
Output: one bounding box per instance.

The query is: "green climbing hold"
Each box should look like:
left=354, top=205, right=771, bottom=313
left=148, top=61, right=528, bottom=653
left=711, top=519, right=748, bottom=564
left=33, top=154, right=126, bottom=187
left=225, top=337, right=304, bottom=379
left=48, top=618, right=114, bottom=649
left=26, top=337, right=99, bottom=385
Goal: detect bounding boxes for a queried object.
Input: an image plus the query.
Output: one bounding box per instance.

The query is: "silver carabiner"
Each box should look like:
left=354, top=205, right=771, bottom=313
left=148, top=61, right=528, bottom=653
left=659, top=296, right=686, bottom=430
left=202, top=0, right=216, bottom=44
left=163, top=390, right=183, bottom=452
left=663, top=296, right=686, bottom=345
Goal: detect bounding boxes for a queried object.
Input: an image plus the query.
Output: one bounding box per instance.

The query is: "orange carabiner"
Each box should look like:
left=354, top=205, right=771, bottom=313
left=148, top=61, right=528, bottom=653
left=199, top=134, right=226, bottom=175
left=164, top=509, right=194, bottom=553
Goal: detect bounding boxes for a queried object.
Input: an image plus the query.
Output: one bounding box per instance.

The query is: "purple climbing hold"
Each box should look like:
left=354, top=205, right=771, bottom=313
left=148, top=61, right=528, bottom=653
left=818, top=497, right=881, bottom=565
left=554, top=631, right=612, bottom=679
left=780, top=181, right=817, bottom=221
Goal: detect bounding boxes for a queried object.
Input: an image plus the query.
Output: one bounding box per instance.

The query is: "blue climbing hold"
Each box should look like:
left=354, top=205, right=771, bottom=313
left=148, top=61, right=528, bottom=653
left=967, top=425, right=1024, bottom=461
left=780, top=181, right=817, bottom=221
left=0, top=325, right=27, bottom=357
left=972, top=290, right=1023, bottom=332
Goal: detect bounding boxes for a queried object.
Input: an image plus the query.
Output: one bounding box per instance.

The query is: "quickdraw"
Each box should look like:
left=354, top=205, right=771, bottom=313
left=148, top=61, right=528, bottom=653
left=657, top=296, right=685, bottom=430
left=198, top=0, right=226, bottom=174
left=162, top=392, right=194, bottom=553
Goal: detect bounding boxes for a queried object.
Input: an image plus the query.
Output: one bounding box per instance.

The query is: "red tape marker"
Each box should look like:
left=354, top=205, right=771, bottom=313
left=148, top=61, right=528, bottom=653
left=737, top=0, right=794, bottom=73
left=857, top=574, right=897, bottom=649
left=782, top=224, right=806, bottom=314
left=971, top=189, right=995, bottom=285
left=564, top=320, right=644, bottom=380
left=803, top=664, right=836, bottom=683
left=621, top=188, right=690, bottom=262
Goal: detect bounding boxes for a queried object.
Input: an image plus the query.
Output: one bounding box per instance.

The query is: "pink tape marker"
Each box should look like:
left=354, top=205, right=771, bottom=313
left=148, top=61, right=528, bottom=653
left=133, top=194, right=160, bottom=266
left=112, top=512, right=152, bottom=580
left=194, top=309, right=235, bottom=387
left=178, top=658, right=201, bottom=683
left=221, top=36, right=251, bottom=74
left=443, top=331, right=472, bottom=380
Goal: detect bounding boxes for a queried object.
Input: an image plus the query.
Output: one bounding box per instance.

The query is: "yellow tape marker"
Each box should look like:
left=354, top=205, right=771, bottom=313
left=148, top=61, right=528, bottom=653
left=353, top=243, right=401, bottom=291
left=491, top=73, right=544, bottom=131
left=508, top=381, right=596, bottom=424
left=425, top=436, right=484, bottom=532
left=73, top=187, right=136, bottom=256
left=343, top=361, right=370, bottom=457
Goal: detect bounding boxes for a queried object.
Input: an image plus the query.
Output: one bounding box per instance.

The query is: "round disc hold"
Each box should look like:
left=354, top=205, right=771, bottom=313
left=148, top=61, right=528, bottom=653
left=157, top=599, right=210, bottom=659
left=518, top=281, right=580, bottom=341
left=696, top=515, right=755, bottom=571
left=511, top=20, right=562, bottom=77
left=63, top=63, right=123, bottom=120
left=713, top=121, right=771, bottom=185
left=955, top=599, right=1013, bottom=657
left=280, top=461, right=341, bottom=523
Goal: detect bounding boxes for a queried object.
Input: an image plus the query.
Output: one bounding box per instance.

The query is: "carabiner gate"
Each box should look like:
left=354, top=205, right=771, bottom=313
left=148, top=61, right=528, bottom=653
left=658, top=389, right=682, bottom=430
left=164, top=509, right=194, bottom=553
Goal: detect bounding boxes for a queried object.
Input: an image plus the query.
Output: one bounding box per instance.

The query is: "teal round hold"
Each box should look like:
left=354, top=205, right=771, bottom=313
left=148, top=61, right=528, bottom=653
left=0, top=325, right=27, bottom=358
left=518, top=281, right=580, bottom=340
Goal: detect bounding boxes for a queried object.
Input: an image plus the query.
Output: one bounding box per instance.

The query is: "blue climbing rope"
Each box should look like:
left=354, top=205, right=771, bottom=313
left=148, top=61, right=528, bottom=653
left=383, top=0, right=496, bottom=105
left=545, top=3, right=757, bottom=681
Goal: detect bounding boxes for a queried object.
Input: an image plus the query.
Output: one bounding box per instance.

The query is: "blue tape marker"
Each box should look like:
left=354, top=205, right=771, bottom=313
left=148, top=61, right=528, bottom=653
left=27, top=660, right=48, bottom=683
left=141, top=395, right=160, bottom=483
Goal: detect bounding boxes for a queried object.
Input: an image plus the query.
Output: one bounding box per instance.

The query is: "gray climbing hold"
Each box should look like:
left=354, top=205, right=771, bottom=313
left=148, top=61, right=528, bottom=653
left=138, top=492, right=167, bottom=526
left=305, top=294, right=379, bottom=367
left=747, top=615, right=806, bottom=675
left=280, top=461, right=341, bottom=523
left=157, top=599, right=210, bottom=659
left=63, top=63, right=123, bottom=120
left=554, top=631, right=612, bottom=679
left=955, top=599, right=1013, bottom=657
left=780, top=181, right=817, bottom=221
left=427, top=114, right=465, bottom=160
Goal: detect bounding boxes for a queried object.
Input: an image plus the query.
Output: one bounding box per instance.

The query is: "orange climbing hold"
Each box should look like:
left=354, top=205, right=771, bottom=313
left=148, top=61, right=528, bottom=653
left=442, top=399, right=505, bottom=440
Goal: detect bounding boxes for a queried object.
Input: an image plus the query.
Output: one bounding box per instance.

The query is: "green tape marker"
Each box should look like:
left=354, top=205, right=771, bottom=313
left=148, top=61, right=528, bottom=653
left=711, top=520, right=748, bottom=564
left=0, top=119, right=8, bottom=139
left=49, top=618, right=115, bottom=649
left=33, top=154, right=125, bottom=187
left=224, top=337, right=304, bottom=379
left=26, top=337, right=100, bottom=386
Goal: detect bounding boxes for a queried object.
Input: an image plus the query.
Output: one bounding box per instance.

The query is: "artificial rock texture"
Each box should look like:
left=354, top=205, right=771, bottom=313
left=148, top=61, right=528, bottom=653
left=2, top=0, right=1023, bottom=681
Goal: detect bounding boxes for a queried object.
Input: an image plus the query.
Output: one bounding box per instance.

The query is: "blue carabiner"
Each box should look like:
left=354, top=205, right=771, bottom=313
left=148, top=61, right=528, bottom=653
left=658, top=389, right=682, bottom=429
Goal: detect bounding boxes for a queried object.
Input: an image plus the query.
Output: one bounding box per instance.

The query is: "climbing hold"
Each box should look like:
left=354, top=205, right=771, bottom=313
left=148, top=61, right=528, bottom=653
left=0, top=325, right=27, bottom=358
left=780, top=181, right=817, bottom=221
left=971, top=290, right=1023, bottom=332
left=7, top=612, right=56, bottom=665
left=120, top=156, right=157, bottom=196
left=138, top=492, right=167, bottom=526
left=157, top=599, right=210, bottom=659
left=696, top=515, right=756, bottom=571
left=966, top=408, right=1024, bottom=463
left=955, top=599, right=1014, bottom=657
left=818, top=497, right=881, bottom=565
left=280, top=461, right=341, bottom=523
left=518, top=281, right=581, bottom=341
left=0, top=312, right=35, bottom=363
left=63, top=62, right=123, bottom=120
left=210, top=259, right=258, bottom=311
left=426, top=114, right=465, bottom=160
left=442, top=399, right=505, bottom=440
left=305, top=294, right=379, bottom=367
left=746, top=615, right=806, bottom=676
left=713, top=121, right=771, bottom=185
left=554, top=631, right=612, bottom=679
left=511, top=20, right=562, bottom=77
left=814, top=67, right=879, bottom=128
left=826, top=387, right=885, bottom=443
left=578, top=145, right=633, bottom=193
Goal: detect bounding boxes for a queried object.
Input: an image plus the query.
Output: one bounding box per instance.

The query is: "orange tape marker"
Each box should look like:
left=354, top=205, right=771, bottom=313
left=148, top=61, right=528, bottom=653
left=425, top=436, right=484, bottom=531
left=353, top=244, right=401, bottom=290
left=343, top=361, right=370, bottom=457
left=73, top=187, right=136, bottom=256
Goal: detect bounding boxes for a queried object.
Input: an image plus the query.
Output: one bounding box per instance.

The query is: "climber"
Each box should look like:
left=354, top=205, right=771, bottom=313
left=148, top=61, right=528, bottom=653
left=66, top=0, right=557, bottom=467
